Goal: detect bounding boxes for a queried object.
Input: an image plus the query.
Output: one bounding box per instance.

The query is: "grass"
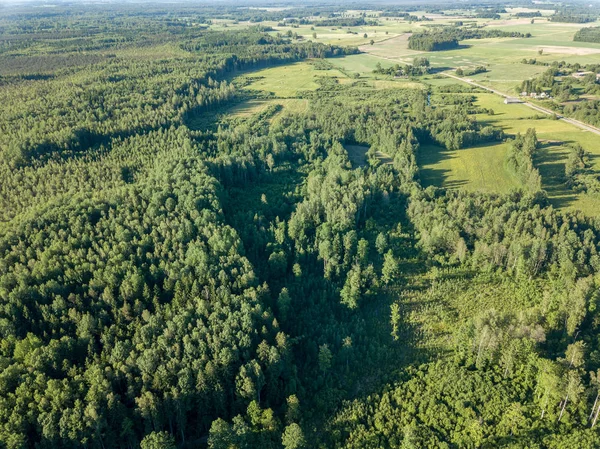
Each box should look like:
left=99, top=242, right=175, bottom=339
left=345, top=144, right=369, bottom=167
left=346, top=13, right=600, bottom=216
left=228, top=98, right=309, bottom=119
left=357, top=19, right=600, bottom=94
left=226, top=17, right=600, bottom=215
left=329, top=53, right=396, bottom=75
left=186, top=98, right=309, bottom=130
left=243, top=61, right=345, bottom=97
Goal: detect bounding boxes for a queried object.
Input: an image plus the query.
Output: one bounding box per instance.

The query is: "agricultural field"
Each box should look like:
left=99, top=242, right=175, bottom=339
left=219, top=16, right=600, bottom=217
left=357, top=18, right=600, bottom=91
left=420, top=92, right=600, bottom=214
left=316, top=13, right=600, bottom=217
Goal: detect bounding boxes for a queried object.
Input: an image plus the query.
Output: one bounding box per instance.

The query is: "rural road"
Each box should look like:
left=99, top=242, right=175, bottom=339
left=442, top=72, right=600, bottom=136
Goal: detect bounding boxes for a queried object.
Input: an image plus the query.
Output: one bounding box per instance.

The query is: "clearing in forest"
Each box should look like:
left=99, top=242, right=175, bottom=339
left=345, top=144, right=370, bottom=167
left=345, top=144, right=393, bottom=168
left=242, top=61, right=346, bottom=97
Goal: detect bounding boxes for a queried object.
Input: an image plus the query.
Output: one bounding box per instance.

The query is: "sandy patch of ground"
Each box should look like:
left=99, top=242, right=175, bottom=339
left=536, top=46, right=600, bottom=55
left=487, top=18, right=539, bottom=26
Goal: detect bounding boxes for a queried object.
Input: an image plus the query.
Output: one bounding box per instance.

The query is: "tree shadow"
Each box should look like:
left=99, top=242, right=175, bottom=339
left=417, top=144, right=468, bottom=189
left=429, top=66, right=454, bottom=74
left=534, top=143, right=579, bottom=210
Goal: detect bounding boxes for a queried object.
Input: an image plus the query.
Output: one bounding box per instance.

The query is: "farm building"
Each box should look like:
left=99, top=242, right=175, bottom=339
left=572, top=71, right=592, bottom=79
left=504, top=97, right=523, bottom=104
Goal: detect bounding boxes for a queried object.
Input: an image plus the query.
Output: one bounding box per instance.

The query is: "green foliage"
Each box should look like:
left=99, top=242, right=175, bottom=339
left=564, top=144, right=600, bottom=195
left=282, top=423, right=306, bottom=449
left=505, top=128, right=542, bottom=193
left=140, top=432, right=176, bottom=449
left=574, top=26, right=600, bottom=43
left=408, top=33, right=459, bottom=51
left=4, top=5, right=600, bottom=449
left=551, top=13, right=595, bottom=23
left=408, top=27, right=529, bottom=52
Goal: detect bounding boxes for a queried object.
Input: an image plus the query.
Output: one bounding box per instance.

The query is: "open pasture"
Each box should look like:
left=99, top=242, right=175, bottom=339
left=358, top=18, right=600, bottom=94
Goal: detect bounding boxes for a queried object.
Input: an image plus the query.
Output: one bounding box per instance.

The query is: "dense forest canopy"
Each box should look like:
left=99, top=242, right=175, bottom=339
left=2, top=2, right=600, bottom=449
left=574, top=26, right=600, bottom=43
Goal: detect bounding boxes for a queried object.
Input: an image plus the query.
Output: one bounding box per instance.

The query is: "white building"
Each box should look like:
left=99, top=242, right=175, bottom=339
left=504, top=97, right=523, bottom=104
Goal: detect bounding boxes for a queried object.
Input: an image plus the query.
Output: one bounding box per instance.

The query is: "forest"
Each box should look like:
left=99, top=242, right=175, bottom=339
left=574, top=26, right=600, bottom=43
left=2, top=2, right=600, bottom=449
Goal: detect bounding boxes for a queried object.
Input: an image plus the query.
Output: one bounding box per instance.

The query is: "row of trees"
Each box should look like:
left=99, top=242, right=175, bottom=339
left=505, top=129, right=542, bottom=193
left=565, top=144, right=600, bottom=195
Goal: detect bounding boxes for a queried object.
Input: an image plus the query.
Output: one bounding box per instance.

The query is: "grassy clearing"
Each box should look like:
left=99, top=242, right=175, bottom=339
left=357, top=33, right=421, bottom=60
left=370, top=79, right=425, bottom=89
left=345, top=144, right=394, bottom=168
left=228, top=98, right=309, bottom=119
left=419, top=142, right=521, bottom=193
left=243, top=61, right=345, bottom=97
left=330, top=53, right=397, bottom=75
left=186, top=98, right=309, bottom=130
left=227, top=99, right=276, bottom=118
left=345, top=144, right=369, bottom=167
left=231, top=16, right=600, bottom=215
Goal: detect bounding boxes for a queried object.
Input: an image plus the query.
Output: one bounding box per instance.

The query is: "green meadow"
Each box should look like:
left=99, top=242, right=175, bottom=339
left=242, top=61, right=346, bottom=97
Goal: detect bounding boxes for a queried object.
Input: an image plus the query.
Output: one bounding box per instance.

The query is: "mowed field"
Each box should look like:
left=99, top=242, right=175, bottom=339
left=242, top=61, right=346, bottom=97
